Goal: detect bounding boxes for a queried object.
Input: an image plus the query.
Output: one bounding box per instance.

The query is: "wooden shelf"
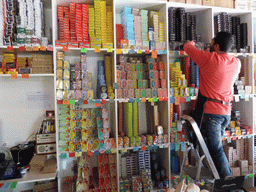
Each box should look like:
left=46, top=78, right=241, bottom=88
left=0, top=171, right=57, bottom=184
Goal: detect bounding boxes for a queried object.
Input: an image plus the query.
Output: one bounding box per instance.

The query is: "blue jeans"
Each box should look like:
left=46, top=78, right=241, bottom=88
left=201, top=113, right=232, bottom=178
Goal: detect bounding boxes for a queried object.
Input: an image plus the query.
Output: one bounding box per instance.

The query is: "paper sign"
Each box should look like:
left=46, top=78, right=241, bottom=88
left=105, top=149, right=111, bottom=154
left=81, top=48, right=87, bottom=53
left=148, top=98, right=153, bottom=102
left=164, top=97, right=168, bottom=101
left=22, top=74, right=29, bottom=79
left=159, top=97, right=164, bottom=101
left=111, top=148, right=117, bottom=153
left=151, top=50, right=157, bottom=58
left=63, top=46, right=69, bottom=52
left=75, top=152, right=82, bottom=157
left=153, top=98, right=158, bottom=102
left=57, top=100, right=63, bottom=104
left=122, top=148, right=127, bottom=153
left=69, top=100, right=75, bottom=104
left=0, top=183, right=4, bottom=188
left=175, top=143, right=180, bottom=151
left=11, top=74, right=17, bottom=79
left=99, top=150, right=105, bottom=154
left=181, top=142, right=186, bottom=151
left=95, top=103, right=101, bottom=107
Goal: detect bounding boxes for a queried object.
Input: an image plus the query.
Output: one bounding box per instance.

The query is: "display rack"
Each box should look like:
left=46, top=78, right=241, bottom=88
left=0, top=0, right=256, bottom=191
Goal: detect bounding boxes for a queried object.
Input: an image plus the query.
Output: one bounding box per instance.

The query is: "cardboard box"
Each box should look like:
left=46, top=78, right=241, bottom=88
left=30, top=155, right=47, bottom=172
left=231, top=166, right=241, bottom=176
left=42, top=158, right=57, bottom=174
left=248, top=165, right=253, bottom=173
left=186, top=0, right=202, bottom=4
left=202, top=0, right=214, bottom=6
left=214, top=0, right=234, bottom=8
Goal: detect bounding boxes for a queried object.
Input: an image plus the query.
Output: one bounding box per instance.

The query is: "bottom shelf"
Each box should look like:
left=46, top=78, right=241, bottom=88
left=0, top=170, right=57, bottom=184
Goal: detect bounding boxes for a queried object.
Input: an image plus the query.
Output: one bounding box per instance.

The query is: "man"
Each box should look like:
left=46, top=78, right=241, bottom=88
left=183, top=31, right=241, bottom=178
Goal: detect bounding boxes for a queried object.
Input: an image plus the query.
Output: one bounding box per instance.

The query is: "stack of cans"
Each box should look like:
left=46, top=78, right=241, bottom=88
left=168, top=7, right=176, bottom=42
left=97, top=60, right=108, bottom=99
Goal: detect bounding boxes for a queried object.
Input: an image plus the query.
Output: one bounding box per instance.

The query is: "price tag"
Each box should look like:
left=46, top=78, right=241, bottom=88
left=164, top=97, right=168, bottom=101
left=175, top=97, right=180, bottom=105
left=83, top=100, right=88, bottom=104
left=95, top=48, right=101, bottom=52
left=181, top=142, right=186, bottom=151
left=33, top=46, right=39, bottom=51
left=169, top=96, right=175, bottom=104
left=95, top=103, right=101, bottom=107
left=40, top=46, right=46, bottom=51
left=111, top=148, right=117, bottom=153
left=133, top=147, right=139, bottom=152
left=69, top=100, right=76, bottom=105
left=159, top=144, right=163, bottom=148
left=69, top=152, right=75, bottom=157
left=75, top=152, right=82, bottom=157
left=145, top=50, right=150, bottom=54
left=232, top=136, right=237, bottom=140
left=87, top=150, right=94, bottom=157
left=175, top=143, right=180, bottom=151
left=116, top=49, right=122, bottom=54
left=107, top=48, right=113, bottom=52
left=249, top=174, right=254, bottom=178
left=141, top=98, right=146, bottom=102
left=57, top=100, right=63, bottom=105
left=7, top=46, right=13, bottom=51
left=159, top=97, right=164, bottom=101
left=128, top=98, right=135, bottom=102
left=60, top=153, right=67, bottom=159
left=19, top=46, right=26, bottom=51
left=100, top=150, right=105, bottom=154
left=234, top=95, right=240, bottom=102
left=148, top=98, right=153, bottom=102
left=153, top=98, right=158, bottom=102
left=81, top=48, right=87, bottom=53
left=11, top=74, right=17, bottom=79
left=141, top=146, right=147, bottom=151
left=10, top=182, right=17, bottom=189
left=151, top=50, right=157, bottom=58
left=147, top=146, right=153, bottom=151
left=122, top=148, right=127, bottom=153
left=105, top=149, right=111, bottom=154
left=47, top=46, right=53, bottom=51
left=63, top=100, right=69, bottom=105
left=22, top=74, right=29, bottom=79
left=95, top=151, right=100, bottom=155
left=63, top=46, right=69, bottom=52
left=245, top=94, right=249, bottom=101
left=26, top=46, right=33, bottom=51
left=186, top=97, right=191, bottom=102
left=123, top=49, right=128, bottom=54
left=137, top=49, right=142, bottom=54
left=101, top=99, right=107, bottom=104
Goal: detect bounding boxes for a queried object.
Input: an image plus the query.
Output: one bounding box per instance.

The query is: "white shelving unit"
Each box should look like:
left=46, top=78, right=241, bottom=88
left=1, top=0, right=256, bottom=191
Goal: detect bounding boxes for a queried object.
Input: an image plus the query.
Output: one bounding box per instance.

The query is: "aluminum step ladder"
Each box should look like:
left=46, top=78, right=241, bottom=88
left=179, top=115, right=220, bottom=182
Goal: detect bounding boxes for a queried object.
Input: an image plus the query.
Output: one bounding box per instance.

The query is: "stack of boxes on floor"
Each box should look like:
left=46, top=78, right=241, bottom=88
left=120, top=151, right=154, bottom=191
left=223, top=109, right=253, bottom=176
left=76, top=154, right=117, bottom=191
left=116, top=55, right=167, bottom=99
left=116, top=7, right=165, bottom=50
left=57, top=0, right=113, bottom=48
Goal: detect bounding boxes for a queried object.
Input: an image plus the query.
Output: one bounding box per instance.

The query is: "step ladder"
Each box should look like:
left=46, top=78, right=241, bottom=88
left=179, top=115, right=220, bottom=182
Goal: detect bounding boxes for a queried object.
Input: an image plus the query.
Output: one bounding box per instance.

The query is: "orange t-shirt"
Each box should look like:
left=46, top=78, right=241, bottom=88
left=184, top=41, right=241, bottom=115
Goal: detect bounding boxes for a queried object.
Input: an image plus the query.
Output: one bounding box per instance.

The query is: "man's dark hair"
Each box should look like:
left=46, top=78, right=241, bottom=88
left=214, top=31, right=234, bottom=52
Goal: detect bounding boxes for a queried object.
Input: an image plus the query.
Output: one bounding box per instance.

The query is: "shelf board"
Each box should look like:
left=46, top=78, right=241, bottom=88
left=55, top=47, right=109, bottom=51
left=223, top=134, right=252, bottom=140
left=0, top=74, right=54, bottom=77
left=0, top=171, right=57, bottom=184
left=118, top=143, right=169, bottom=151
left=0, top=46, right=53, bottom=51
left=228, top=53, right=252, bottom=57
